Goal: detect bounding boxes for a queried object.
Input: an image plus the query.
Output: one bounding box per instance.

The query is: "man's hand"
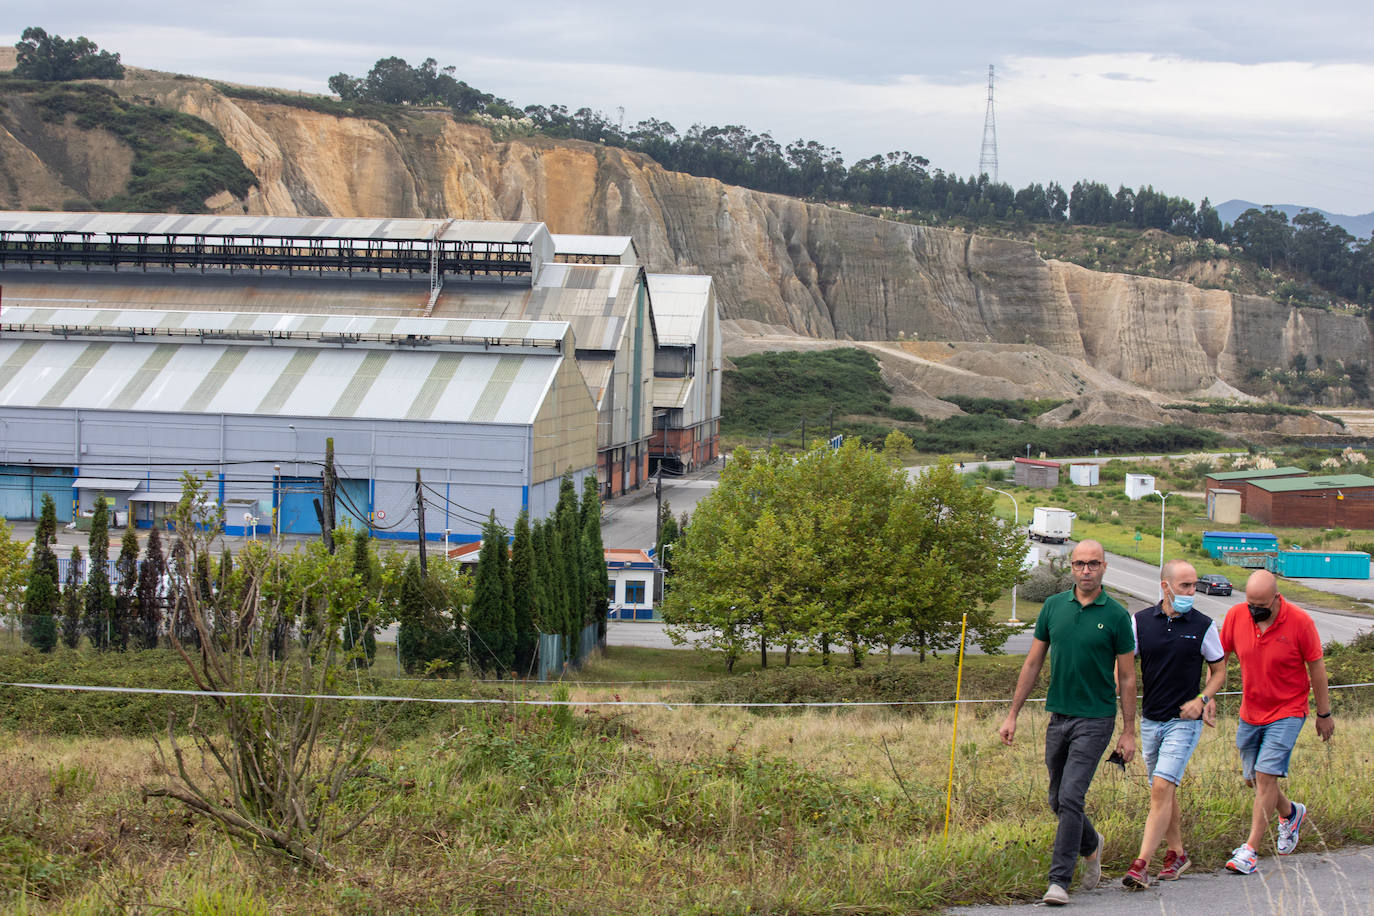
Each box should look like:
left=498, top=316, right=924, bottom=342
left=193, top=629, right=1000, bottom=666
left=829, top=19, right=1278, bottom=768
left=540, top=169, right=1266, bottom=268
left=1315, top=715, right=1335, bottom=742
left=1202, top=701, right=1218, bottom=728
left=1180, top=697, right=1204, bottom=721
left=998, top=713, right=1017, bottom=746
left=1114, top=730, right=1136, bottom=764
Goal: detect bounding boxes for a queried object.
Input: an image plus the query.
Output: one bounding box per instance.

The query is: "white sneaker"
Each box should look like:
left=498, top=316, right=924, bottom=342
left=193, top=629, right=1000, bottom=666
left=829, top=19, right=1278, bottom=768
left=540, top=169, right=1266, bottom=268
left=1043, top=883, right=1069, bottom=905
left=1277, top=801, right=1306, bottom=855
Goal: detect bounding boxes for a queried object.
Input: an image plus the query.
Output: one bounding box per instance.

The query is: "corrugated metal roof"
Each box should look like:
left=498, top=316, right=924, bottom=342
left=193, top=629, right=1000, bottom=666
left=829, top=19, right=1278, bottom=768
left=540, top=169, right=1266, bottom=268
left=0, top=337, right=560, bottom=425
left=1, top=304, right=570, bottom=344
left=653, top=377, right=692, bottom=410
left=0, top=271, right=436, bottom=315
left=0, top=265, right=637, bottom=353
left=646, top=273, right=711, bottom=345
left=551, top=234, right=637, bottom=260
left=1208, top=467, right=1307, bottom=481
left=0, top=211, right=547, bottom=245
left=1253, top=474, right=1374, bottom=493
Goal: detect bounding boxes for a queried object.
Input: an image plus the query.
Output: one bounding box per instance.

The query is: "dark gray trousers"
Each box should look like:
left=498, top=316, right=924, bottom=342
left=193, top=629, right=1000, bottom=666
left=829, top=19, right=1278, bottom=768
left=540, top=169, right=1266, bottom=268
left=1044, top=713, right=1114, bottom=887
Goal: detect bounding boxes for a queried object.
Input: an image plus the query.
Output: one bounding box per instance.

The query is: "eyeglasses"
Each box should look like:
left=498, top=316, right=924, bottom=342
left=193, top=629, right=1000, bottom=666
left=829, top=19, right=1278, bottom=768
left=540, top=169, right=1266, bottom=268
left=1070, top=560, right=1103, bottom=571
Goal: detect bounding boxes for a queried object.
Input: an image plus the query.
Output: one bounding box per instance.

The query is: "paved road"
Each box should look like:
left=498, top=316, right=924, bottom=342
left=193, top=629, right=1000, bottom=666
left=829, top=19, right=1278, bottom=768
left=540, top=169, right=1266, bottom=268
left=945, top=845, right=1374, bottom=914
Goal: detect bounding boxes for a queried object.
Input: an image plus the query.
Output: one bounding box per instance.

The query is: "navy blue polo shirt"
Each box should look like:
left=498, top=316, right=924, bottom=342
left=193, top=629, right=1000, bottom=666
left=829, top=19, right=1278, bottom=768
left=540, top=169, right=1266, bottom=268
left=1133, top=603, right=1224, bottom=722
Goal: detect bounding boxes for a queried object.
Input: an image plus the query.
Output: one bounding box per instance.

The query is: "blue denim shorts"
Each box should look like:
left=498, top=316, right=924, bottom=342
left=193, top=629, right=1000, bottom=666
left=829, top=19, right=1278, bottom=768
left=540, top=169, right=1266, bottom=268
left=1140, top=717, right=1204, bottom=786
left=1236, top=716, right=1305, bottom=780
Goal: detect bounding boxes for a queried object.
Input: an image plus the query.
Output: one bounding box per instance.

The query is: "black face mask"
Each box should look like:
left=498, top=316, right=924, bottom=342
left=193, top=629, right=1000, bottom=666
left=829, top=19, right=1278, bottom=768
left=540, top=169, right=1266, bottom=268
left=1248, top=603, right=1273, bottom=622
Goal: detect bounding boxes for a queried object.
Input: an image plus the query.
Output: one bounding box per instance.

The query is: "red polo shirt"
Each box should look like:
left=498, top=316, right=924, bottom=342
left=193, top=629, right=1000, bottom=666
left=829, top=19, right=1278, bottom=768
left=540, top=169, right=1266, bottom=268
left=1220, top=595, right=1323, bottom=725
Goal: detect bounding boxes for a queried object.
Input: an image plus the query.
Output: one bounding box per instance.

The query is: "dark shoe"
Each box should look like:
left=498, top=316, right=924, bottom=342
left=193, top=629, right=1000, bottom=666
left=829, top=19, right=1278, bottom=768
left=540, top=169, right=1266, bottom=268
left=1123, top=858, right=1149, bottom=889
left=1158, top=849, right=1190, bottom=880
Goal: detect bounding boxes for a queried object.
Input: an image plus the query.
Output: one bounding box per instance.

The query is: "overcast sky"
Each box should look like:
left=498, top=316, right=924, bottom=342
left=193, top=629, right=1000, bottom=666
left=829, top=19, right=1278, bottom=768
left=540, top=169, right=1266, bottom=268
left=7, top=2, right=1374, bottom=216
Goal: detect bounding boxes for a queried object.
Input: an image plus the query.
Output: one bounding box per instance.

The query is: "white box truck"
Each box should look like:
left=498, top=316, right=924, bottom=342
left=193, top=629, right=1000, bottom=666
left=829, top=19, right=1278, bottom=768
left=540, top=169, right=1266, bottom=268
left=1029, top=507, right=1075, bottom=543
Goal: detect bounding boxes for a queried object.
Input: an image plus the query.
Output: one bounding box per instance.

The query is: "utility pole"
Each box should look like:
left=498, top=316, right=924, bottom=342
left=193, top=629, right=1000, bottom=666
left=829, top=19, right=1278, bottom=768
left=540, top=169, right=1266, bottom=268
left=800, top=416, right=806, bottom=451
left=979, top=64, right=998, bottom=183
left=415, top=469, right=427, bottom=575
left=321, top=437, right=336, bottom=554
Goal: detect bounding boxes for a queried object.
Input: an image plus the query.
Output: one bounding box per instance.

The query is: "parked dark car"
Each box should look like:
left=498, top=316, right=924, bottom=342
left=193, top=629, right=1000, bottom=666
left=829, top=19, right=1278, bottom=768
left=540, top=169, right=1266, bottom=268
left=1199, top=574, right=1233, bottom=596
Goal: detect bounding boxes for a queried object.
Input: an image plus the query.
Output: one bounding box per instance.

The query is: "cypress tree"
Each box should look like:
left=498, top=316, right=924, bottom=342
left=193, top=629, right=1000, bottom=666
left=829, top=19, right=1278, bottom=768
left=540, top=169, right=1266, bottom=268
left=112, top=526, right=139, bottom=651
left=510, top=510, right=539, bottom=677
left=396, top=555, right=427, bottom=674
left=539, top=520, right=568, bottom=663
left=84, top=497, right=114, bottom=650
left=497, top=518, right=516, bottom=672
left=61, top=544, right=83, bottom=650
left=343, top=531, right=377, bottom=667
left=581, top=474, right=610, bottom=642
left=468, top=512, right=514, bottom=675
left=22, top=493, right=59, bottom=652
left=134, top=526, right=165, bottom=650
left=556, top=472, right=584, bottom=659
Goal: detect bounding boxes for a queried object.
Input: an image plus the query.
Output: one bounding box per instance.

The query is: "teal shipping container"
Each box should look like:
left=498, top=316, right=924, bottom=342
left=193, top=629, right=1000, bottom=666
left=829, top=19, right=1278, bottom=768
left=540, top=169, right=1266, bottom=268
left=1202, top=531, right=1279, bottom=559
left=1267, top=551, right=1371, bottom=579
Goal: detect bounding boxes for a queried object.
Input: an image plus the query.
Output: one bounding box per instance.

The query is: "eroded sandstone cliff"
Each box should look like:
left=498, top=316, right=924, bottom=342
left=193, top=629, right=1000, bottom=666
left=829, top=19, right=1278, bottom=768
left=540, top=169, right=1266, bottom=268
left=2, top=77, right=1369, bottom=408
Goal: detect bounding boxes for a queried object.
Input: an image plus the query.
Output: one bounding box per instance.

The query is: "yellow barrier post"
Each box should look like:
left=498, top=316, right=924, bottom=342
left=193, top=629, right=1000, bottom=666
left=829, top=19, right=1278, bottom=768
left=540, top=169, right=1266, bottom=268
left=943, top=612, right=969, bottom=840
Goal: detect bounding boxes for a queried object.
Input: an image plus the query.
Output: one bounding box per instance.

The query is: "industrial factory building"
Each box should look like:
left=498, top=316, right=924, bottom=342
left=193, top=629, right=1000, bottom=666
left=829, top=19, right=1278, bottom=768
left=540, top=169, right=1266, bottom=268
left=0, top=211, right=721, bottom=540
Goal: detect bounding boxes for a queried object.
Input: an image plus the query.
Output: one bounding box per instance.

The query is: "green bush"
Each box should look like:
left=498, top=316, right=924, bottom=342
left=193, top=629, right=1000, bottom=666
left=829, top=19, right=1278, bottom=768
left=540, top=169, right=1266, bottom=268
left=15, top=81, right=257, bottom=212
left=1019, top=559, right=1075, bottom=603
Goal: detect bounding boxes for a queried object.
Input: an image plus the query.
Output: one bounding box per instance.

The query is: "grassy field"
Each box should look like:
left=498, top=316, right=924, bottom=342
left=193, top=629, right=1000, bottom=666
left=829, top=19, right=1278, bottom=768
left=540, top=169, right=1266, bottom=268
left=2, top=643, right=1373, bottom=914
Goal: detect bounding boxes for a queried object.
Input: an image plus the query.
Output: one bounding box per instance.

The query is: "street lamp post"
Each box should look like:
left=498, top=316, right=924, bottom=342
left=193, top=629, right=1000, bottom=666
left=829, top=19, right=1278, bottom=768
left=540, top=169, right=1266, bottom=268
left=985, top=486, right=1021, bottom=624
left=1152, top=489, right=1172, bottom=588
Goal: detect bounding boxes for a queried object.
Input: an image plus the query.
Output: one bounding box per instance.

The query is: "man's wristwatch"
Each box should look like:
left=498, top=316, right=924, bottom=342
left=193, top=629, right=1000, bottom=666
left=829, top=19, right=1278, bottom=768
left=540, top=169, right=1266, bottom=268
left=1197, top=693, right=1211, bottom=705
left=1316, top=710, right=1333, bottom=718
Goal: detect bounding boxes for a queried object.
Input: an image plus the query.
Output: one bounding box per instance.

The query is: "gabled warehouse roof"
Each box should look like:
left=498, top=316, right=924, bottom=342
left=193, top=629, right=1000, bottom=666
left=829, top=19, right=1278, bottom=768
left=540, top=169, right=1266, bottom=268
left=551, top=234, right=638, bottom=265
left=646, top=274, right=712, bottom=345
left=0, top=337, right=563, bottom=424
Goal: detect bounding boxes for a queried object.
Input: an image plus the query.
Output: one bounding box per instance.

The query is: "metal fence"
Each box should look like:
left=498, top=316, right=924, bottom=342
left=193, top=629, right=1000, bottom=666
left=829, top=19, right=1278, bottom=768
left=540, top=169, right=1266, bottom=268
left=55, top=557, right=122, bottom=584
left=534, top=622, right=602, bottom=682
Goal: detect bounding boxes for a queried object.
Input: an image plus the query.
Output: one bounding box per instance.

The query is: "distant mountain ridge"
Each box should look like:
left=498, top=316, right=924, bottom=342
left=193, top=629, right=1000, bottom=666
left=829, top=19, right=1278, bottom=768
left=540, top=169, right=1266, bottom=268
left=1216, top=199, right=1374, bottom=240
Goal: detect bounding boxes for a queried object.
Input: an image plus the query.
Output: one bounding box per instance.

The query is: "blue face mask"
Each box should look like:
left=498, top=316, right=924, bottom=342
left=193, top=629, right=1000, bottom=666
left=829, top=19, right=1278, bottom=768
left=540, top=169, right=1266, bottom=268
left=1170, top=593, right=1194, bottom=614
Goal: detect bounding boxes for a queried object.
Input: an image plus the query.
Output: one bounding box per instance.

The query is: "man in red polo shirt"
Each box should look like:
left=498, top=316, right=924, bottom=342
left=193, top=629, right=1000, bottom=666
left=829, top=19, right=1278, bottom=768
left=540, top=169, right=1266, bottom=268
left=1219, top=569, right=1335, bottom=875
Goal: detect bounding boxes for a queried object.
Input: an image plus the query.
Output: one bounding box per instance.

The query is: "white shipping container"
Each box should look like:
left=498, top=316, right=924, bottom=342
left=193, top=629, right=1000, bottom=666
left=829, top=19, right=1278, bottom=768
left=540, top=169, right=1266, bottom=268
left=1125, top=474, right=1156, bottom=501
left=1069, top=463, right=1100, bottom=486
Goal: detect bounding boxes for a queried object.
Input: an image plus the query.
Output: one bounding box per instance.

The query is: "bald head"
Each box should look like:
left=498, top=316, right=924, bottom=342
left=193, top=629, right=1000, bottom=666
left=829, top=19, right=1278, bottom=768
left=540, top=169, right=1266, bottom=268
left=1072, top=540, right=1105, bottom=563
left=1069, top=539, right=1107, bottom=600
left=1245, top=569, right=1278, bottom=605
left=1161, top=558, right=1196, bottom=589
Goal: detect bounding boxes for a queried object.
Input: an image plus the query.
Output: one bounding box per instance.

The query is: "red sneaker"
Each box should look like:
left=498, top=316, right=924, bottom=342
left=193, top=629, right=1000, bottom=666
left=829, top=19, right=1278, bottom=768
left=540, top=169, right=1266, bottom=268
left=1158, top=849, right=1191, bottom=880
left=1122, top=858, right=1149, bottom=889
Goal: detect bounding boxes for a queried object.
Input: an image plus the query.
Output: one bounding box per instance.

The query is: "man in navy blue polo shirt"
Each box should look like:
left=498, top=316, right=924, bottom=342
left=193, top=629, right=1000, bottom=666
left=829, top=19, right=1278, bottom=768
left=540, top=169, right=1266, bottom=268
left=1122, top=559, right=1226, bottom=889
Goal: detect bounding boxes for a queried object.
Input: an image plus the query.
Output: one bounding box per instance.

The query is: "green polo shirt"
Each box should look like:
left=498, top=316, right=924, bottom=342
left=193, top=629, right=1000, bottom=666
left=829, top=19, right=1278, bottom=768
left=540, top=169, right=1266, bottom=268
left=1034, top=587, right=1134, bottom=718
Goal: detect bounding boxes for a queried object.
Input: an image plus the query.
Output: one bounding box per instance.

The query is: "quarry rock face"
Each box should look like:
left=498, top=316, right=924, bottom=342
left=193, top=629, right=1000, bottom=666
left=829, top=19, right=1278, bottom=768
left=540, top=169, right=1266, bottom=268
left=1, top=79, right=1369, bottom=404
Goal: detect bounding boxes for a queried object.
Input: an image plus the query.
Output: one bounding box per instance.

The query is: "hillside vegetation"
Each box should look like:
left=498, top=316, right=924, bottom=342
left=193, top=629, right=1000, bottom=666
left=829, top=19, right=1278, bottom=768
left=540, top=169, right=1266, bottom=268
left=722, top=348, right=1222, bottom=456
left=0, top=78, right=256, bottom=211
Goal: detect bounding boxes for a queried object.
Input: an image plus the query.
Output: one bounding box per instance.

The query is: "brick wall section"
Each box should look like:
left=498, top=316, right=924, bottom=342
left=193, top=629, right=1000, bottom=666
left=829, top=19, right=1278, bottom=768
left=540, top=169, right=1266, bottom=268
left=1205, top=472, right=1307, bottom=514
left=1250, top=488, right=1374, bottom=527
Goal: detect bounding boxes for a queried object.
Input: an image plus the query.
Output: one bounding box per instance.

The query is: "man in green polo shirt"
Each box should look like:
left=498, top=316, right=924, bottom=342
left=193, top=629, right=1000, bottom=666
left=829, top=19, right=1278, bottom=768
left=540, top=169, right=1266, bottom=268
left=999, top=539, right=1137, bottom=906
